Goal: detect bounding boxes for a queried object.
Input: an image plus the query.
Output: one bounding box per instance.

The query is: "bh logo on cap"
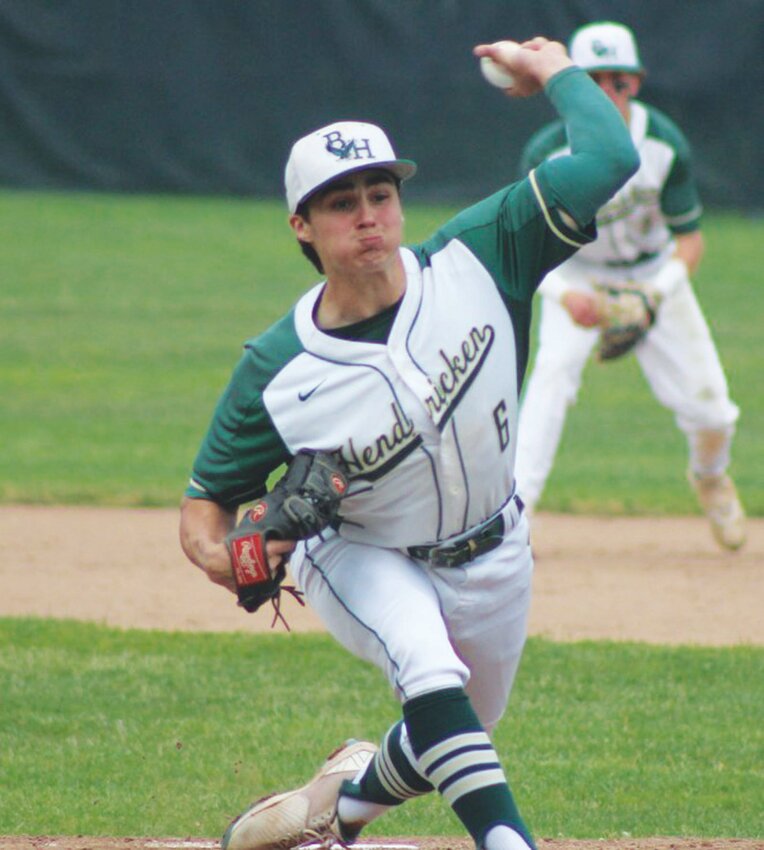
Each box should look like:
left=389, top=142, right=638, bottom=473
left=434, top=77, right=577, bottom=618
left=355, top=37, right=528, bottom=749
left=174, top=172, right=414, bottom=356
left=324, top=131, right=376, bottom=162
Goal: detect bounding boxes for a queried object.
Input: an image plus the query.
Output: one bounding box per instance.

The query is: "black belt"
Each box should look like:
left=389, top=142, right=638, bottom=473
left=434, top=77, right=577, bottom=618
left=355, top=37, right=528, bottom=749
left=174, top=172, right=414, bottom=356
left=407, top=494, right=523, bottom=568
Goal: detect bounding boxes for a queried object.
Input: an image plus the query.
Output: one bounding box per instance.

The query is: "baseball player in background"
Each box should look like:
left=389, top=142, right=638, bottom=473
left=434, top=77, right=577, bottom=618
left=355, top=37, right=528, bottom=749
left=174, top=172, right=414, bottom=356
left=180, top=36, right=639, bottom=850
left=514, top=21, right=746, bottom=551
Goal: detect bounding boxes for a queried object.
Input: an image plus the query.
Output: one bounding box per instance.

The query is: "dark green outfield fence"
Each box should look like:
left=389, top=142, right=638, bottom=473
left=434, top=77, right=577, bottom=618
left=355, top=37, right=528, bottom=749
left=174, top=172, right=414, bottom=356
left=0, top=0, right=761, bottom=209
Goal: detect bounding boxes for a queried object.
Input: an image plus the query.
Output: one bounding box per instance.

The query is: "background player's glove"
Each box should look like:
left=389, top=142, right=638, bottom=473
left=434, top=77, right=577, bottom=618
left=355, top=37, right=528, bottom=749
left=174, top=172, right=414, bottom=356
left=225, top=450, right=349, bottom=615
left=596, top=285, right=659, bottom=361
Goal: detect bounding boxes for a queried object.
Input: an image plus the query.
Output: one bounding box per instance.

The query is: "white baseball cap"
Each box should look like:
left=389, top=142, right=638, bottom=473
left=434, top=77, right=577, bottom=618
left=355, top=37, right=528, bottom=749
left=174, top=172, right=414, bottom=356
left=284, top=120, right=417, bottom=213
left=569, top=21, right=644, bottom=74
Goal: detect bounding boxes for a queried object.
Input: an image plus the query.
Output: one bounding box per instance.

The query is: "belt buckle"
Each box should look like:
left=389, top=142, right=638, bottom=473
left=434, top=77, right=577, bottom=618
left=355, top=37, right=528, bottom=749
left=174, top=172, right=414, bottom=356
left=430, top=544, right=469, bottom=568
left=429, top=534, right=482, bottom=568
left=416, top=509, right=507, bottom=568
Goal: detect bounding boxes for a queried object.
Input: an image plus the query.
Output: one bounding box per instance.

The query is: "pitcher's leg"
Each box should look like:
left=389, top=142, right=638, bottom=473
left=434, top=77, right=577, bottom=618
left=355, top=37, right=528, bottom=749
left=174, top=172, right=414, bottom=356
left=294, top=533, right=470, bottom=700
left=293, top=534, right=538, bottom=849
left=405, top=687, right=536, bottom=850
left=222, top=537, right=471, bottom=850
left=431, top=517, right=534, bottom=733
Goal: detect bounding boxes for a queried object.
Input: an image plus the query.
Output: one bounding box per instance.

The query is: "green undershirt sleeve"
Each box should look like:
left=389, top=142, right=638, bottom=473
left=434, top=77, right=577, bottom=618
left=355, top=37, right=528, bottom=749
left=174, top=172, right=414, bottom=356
left=535, top=66, right=640, bottom=227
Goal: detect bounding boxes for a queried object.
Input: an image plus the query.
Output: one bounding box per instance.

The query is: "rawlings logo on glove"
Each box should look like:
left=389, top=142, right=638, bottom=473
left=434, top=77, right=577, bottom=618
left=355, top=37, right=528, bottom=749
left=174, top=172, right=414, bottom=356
left=225, top=450, right=349, bottom=623
left=228, top=508, right=270, bottom=585
left=596, top=285, right=660, bottom=361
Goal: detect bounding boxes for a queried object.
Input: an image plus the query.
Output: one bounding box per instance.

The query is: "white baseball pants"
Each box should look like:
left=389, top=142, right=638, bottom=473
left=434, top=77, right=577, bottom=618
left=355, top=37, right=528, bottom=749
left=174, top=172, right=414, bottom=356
left=290, top=503, right=532, bottom=734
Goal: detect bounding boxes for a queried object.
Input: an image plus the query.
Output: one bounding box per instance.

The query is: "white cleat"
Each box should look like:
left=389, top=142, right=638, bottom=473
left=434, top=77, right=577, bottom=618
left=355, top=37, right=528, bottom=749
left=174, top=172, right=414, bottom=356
left=688, top=471, right=747, bottom=551
left=222, top=739, right=377, bottom=850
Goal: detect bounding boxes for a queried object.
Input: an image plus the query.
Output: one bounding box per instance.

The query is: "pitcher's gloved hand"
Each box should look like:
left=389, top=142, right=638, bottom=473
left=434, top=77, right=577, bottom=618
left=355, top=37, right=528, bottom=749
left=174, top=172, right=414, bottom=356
left=225, top=450, right=349, bottom=614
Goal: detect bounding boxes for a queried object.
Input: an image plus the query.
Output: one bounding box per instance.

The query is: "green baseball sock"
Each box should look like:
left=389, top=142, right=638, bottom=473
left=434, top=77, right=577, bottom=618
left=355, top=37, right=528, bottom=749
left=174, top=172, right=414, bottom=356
left=402, top=686, right=536, bottom=850
left=337, top=719, right=434, bottom=839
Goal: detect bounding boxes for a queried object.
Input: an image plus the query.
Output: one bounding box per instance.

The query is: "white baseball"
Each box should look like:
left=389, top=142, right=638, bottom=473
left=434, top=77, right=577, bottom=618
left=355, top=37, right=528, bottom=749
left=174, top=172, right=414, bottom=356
left=479, top=41, right=520, bottom=89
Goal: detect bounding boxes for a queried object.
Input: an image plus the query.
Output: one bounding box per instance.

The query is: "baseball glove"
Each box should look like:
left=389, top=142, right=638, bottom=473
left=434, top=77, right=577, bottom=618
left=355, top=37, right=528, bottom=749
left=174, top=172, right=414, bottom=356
left=596, top=285, right=659, bottom=361
left=225, top=450, right=349, bottom=619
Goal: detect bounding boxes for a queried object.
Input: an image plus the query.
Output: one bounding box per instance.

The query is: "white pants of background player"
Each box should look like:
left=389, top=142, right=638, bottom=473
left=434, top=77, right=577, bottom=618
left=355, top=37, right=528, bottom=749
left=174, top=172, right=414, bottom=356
left=290, top=496, right=531, bottom=734
left=515, top=260, right=740, bottom=511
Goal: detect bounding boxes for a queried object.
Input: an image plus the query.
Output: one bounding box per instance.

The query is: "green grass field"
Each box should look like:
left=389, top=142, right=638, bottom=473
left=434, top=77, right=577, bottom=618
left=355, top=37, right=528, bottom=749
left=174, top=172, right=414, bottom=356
left=1, top=190, right=763, bottom=842
left=1, top=189, right=761, bottom=513
left=1, top=619, right=762, bottom=839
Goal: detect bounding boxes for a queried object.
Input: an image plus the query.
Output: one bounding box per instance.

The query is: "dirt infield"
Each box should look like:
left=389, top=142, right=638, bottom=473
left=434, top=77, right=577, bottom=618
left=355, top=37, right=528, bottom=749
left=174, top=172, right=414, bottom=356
left=2, top=505, right=763, bottom=850
left=2, top=506, right=762, bottom=644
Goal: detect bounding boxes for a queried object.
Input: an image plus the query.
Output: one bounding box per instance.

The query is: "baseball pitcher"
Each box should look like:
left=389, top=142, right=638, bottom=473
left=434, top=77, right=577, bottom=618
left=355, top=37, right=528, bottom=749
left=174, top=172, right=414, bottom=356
left=180, top=35, right=639, bottom=850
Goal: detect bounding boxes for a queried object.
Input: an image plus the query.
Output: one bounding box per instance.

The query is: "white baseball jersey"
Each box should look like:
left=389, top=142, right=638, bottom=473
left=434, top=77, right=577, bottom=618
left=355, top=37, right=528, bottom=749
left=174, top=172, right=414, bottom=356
left=187, top=180, right=592, bottom=548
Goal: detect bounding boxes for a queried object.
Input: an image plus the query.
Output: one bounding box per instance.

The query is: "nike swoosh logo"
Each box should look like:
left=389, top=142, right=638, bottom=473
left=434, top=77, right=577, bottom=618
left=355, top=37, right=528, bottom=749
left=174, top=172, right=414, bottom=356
left=298, top=381, right=325, bottom=402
